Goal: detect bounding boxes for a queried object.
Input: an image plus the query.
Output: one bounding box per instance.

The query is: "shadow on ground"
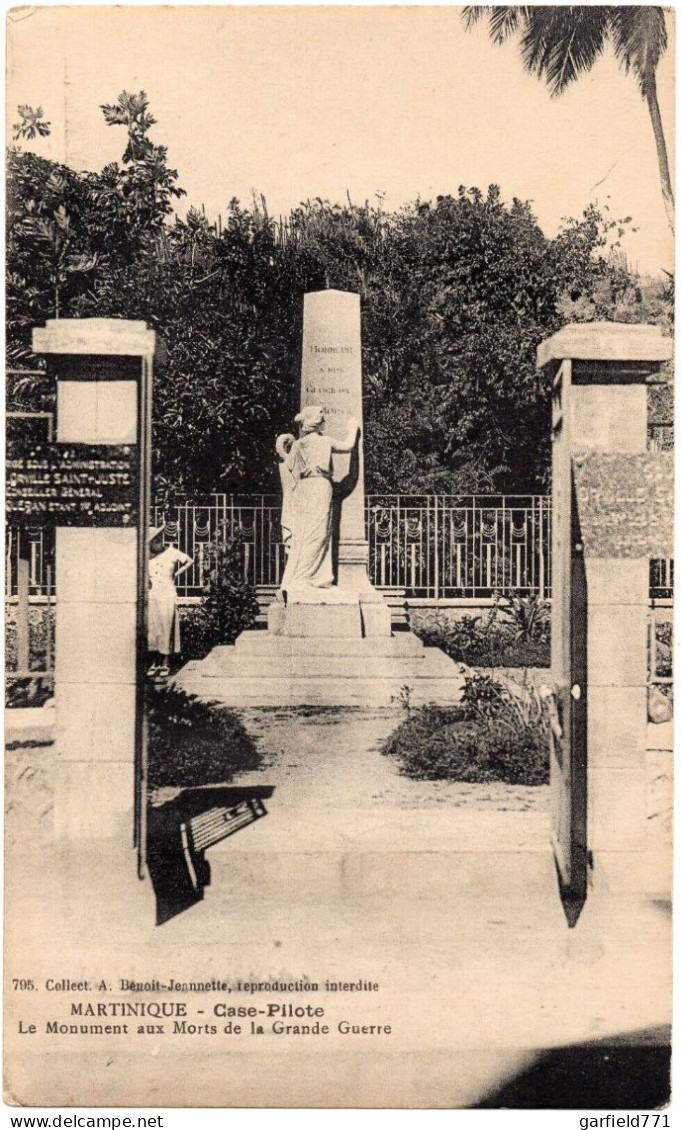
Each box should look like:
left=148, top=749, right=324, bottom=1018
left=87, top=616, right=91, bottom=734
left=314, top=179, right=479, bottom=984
left=476, top=1026, right=671, bottom=1109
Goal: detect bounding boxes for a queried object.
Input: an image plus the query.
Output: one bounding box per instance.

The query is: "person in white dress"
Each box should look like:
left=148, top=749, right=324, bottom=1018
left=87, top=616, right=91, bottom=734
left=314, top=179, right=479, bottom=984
left=279, top=406, right=360, bottom=593
left=147, top=525, right=193, bottom=677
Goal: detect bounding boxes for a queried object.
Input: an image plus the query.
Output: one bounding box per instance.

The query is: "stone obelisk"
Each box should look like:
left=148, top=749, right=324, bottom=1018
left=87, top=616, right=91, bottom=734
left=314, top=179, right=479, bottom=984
left=294, top=288, right=390, bottom=635
left=300, top=289, right=368, bottom=590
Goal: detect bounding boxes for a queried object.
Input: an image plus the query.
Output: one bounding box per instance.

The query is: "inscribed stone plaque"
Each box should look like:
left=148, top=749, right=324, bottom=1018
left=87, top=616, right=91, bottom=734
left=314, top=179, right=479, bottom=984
left=6, top=442, right=138, bottom=525
left=572, top=452, right=673, bottom=557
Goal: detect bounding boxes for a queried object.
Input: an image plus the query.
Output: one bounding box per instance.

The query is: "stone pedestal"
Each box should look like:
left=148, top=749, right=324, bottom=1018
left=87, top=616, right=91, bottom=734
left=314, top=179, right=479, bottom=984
left=268, top=588, right=362, bottom=638
left=267, top=587, right=391, bottom=639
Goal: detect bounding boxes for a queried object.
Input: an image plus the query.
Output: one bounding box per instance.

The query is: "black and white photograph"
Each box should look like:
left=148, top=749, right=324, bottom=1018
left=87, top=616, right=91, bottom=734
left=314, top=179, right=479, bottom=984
left=4, top=2, right=675, bottom=1113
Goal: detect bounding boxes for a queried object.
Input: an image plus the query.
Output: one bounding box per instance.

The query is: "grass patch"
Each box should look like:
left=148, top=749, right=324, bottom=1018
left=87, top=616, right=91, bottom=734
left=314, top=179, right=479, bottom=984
left=147, top=683, right=261, bottom=790
left=382, top=673, right=550, bottom=786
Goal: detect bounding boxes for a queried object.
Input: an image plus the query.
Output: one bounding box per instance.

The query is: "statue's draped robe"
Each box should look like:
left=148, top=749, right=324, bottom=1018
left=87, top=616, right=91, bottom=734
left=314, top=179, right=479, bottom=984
left=278, top=462, right=294, bottom=552
left=280, top=433, right=335, bottom=590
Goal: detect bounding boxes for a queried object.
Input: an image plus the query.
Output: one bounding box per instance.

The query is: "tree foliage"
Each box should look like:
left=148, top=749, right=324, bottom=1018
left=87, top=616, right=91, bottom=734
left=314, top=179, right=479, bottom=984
left=7, top=92, right=669, bottom=498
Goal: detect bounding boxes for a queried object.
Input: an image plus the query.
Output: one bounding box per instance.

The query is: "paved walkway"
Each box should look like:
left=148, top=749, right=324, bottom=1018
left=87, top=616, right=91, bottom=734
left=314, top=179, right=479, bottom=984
left=227, top=705, right=548, bottom=811
left=4, top=706, right=671, bottom=1108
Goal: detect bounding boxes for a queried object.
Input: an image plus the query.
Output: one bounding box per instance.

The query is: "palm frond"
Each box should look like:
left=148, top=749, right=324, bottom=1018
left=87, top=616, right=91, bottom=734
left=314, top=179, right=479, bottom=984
left=462, top=6, right=531, bottom=44
left=462, top=6, right=486, bottom=30
left=520, top=7, right=609, bottom=96
left=488, top=6, right=531, bottom=44
left=609, top=6, right=668, bottom=98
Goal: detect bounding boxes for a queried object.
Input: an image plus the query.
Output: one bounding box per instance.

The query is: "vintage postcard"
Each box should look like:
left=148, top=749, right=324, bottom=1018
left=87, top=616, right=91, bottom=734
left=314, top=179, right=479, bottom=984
left=4, top=3, right=675, bottom=1112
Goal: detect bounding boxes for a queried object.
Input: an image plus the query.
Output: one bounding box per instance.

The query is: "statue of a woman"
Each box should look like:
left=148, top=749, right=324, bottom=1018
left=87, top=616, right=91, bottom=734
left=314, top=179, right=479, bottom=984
left=277, top=405, right=359, bottom=593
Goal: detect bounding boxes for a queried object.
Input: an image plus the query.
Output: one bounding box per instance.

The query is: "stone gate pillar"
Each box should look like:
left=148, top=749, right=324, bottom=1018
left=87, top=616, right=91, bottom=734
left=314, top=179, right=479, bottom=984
left=32, top=319, right=154, bottom=842
left=538, top=322, right=672, bottom=896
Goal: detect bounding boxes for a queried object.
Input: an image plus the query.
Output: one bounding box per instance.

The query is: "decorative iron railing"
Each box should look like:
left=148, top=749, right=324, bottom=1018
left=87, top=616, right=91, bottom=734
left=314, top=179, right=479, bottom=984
left=367, top=495, right=552, bottom=600
left=5, top=495, right=674, bottom=603
left=151, top=495, right=287, bottom=596
left=5, top=525, right=54, bottom=599
left=148, top=494, right=556, bottom=599
left=650, top=558, right=674, bottom=601
left=149, top=494, right=555, bottom=600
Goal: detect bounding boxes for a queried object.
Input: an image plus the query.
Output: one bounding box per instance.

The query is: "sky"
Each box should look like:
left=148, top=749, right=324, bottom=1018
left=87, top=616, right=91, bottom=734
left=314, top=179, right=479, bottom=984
left=6, top=3, right=675, bottom=276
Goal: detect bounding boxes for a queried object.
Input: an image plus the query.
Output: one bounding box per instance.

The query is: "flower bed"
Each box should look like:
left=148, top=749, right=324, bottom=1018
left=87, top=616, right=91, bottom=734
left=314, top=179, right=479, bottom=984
left=411, top=594, right=551, bottom=668
left=382, top=672, right=550, bottom=785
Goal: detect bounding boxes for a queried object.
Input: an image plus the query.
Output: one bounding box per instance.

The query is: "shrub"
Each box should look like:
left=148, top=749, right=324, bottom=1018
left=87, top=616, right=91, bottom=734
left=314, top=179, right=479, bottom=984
left=382, top=670, right=550, bottom=785
left=397, top=716, right=498, bottom=781
left=178, top=605, right=218, bottom=662
left=461, top=672, right=506, bottom=714
left=478, top=717, right=549, bottom=786
left=176, top=527, right=259, bottom=662
left=411, top=607, right=550, bottom=668
left=490, top=638, right=550, bottom=668
left=654, top=621, right=672, bottom=679
left=5, top=673, right=54, bottom=709
left=494, top=591, right=551, bottom=644
left=147, top=683, right=261, bottom=790
left=201, top=528, right=259, bottom=645
left=383, top=703, right=468, bottom=758
left=413, top=611, right=509, bottom=666
left=5, top=605, right=56, bottom=672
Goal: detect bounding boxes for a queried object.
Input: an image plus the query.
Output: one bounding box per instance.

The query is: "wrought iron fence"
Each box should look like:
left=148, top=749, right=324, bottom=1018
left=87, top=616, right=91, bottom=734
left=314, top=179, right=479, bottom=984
left=650, top=558, right=674, bottom=600
left=151, top=494, right=555, bottom=599
left=6, top=495, right=674, bottom=603
left=6, top=526, right=54, bottom=598
left=367, top=495, right=552, bottom=600
left=151, top=495, right=286, bottom=596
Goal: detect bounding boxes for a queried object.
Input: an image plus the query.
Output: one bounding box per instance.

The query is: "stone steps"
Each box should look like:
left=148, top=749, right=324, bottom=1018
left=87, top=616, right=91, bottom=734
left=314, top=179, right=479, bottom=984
left=233, top=631, right=425, bottom=657
left=196, top=651, right=456, bottom=681
left=177, top=673, right=463, bottom=707
left=181, top=626, right=464, bottom=707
